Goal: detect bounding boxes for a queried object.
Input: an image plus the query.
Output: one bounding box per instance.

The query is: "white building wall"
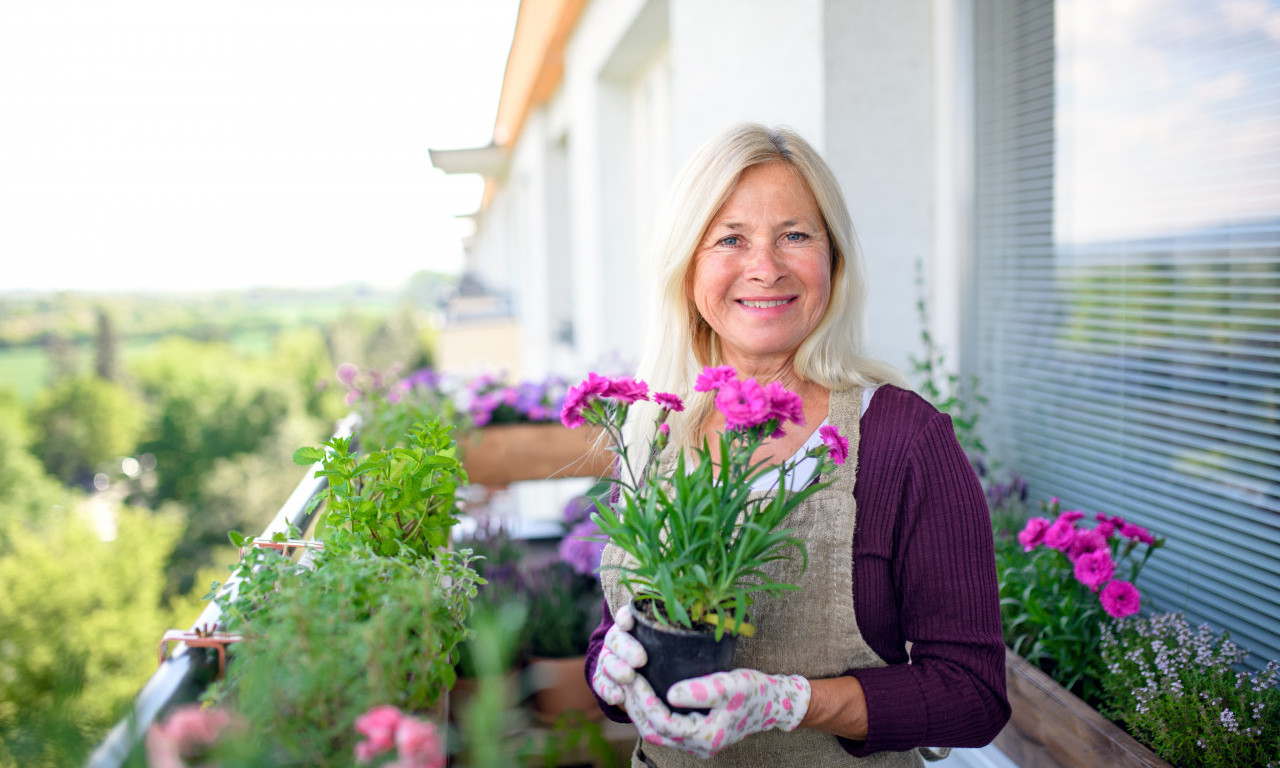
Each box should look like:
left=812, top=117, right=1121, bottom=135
left=468, top=0, right=970, bottom=386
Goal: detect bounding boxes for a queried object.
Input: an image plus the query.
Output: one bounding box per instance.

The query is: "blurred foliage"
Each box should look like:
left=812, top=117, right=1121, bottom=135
left=0, top=389, right=70, bottom=539
left=0, top=507, right=198, bottom=766
left=30, top=375, right=147, bottom=486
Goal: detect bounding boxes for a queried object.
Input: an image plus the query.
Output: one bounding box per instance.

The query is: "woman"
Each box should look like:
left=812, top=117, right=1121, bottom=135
left=585, top=124, right=1009, bottom=766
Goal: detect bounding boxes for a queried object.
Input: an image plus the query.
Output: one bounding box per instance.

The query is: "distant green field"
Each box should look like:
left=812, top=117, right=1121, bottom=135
left=0, top=330, right=281, bottom=401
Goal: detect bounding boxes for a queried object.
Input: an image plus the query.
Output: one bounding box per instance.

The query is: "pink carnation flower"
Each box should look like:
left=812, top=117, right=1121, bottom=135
left=1057, top=509, right=1086, bottom=524
left=1100, top=580, right=1141, bottom=618
left=1120, top=521, right=1154, bottom=545
left=560, top=372, right=611, bottom=428
left=715, top=378, right=771, bottom=430
left=603, top=376, right=650, bottom=404
left=764, top=381, right=805, bottom=427
left=1043, top=519, right=1077, bottom=551
left=1017, top=517, right=1052, bottom=551
left=1073, top=549, right=1116, bottom=591
left=345, top=389, right=362, bottom=406
left=146, top=705, right=242, bottom=768
left=819, top=425, right=849, bottom=465
left=654, top=392, right=685, bottom=412
left=1067, top=528, right=1108, bottom=562
left=694, top=365, right=737, bottom=392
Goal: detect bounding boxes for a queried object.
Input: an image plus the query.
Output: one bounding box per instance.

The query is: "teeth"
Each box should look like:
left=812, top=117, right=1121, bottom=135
left=740, top=299, right=790, bottom=308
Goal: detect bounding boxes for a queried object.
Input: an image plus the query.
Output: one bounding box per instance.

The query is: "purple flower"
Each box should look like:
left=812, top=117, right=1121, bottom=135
left=1074, top=549, right=1116, bottom=591
left=654, top=392, right=685, bottom=412
left=336, top=362, right=359, bottom=386
left=603, top=376, right=650, bottom=404
left=715, top=378, right=771, bottom=430
left=1100, top=580, right=1141, bottom=618
left=1018, top=517, right=1052, bottom=551
left=560, top=372, right=611, bottom=428
left=819, top=425, right=849, bottom=465
left=559, top=519, right=604, bottom=575
left=694, top=365, right=737, bottom=392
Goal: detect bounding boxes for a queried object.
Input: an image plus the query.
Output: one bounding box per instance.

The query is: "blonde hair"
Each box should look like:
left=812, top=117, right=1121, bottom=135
left=623, top=123, right=906, bottom=478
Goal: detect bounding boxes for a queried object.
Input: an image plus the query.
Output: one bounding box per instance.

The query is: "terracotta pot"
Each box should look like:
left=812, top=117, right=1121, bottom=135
left=994, top=647, right=1173, bottom=768
left=525, top=655, right=603, bottom=725
left=629, top=598, right=737, bottom=713
left=458, top=423, right=610, bottom=486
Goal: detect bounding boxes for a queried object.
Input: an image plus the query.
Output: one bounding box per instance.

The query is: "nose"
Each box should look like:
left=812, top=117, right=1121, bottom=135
left=744, top=243, right=787, bottom=286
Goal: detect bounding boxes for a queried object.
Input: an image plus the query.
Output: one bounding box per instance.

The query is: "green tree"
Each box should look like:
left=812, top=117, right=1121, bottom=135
left=30, top=376, right=146, bottom=486
left=0, top=389, right=70, bottom=542
left=0, top=506, right=192, bottom=767
left=130, top=338, right=303, bottom=505
left=94, top=307, right=121, bottom=382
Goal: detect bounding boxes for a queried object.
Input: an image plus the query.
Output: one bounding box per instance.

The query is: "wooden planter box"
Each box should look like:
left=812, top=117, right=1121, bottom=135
left=994, top=648, right=1173, bottom=768
left=459, top=423, right=611, bottom=486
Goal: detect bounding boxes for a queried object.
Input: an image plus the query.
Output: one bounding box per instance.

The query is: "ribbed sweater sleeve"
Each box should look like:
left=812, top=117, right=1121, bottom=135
left=838, top=386, right=1009, bottom=755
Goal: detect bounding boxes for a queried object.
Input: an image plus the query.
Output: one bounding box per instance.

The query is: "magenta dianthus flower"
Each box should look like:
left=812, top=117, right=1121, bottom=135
left=1100, top=579, right=1141, bottom=618
left=603, top=376, right=650, bottom=404
left=715, top=378, right=771, bottom=430
left=1120, top=521, right=1154, bottom=545
left=1017, top=517, right=1051, bottom=551
left=1073, top=549, right=1116, bottom=591
left=764, top=381, right=805, bottom=426
left=654, top=392, right=685, bottom=412
left=694, top=365, right=737, bottom=392
left=1067, top=528, right=1108, bottom=562
left=819, top=425, right=849, bottom=465
left=1043, top=519, right=1076, bottom=551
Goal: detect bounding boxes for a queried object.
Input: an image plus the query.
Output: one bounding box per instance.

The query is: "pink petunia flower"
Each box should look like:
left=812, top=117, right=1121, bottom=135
left=654, top=392, right=685, bottom=412
left=1043, top=519, right=1077, bottom=552
left=1067, top=528, right=1108, bottom=562
left=819, top=425, right=849, bottom=466
left=1017, top=517, right=1052, bottom=552
left=715, top=378, right=771, bottom=430
left=694, top=365, right=737, bottom=392
left=354, top=705, right=402, bottom=761
left=1073, top=549, right=1116, bottom=591
left=603, top=376, right=650, bottom=404
left=1100, top=580, right=1141, bottom=618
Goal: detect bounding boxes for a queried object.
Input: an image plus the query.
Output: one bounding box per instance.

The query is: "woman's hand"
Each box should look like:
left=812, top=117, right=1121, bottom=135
left=664, top=669, right=812, bottom=758
left=590, top=604, right=702, bottom=749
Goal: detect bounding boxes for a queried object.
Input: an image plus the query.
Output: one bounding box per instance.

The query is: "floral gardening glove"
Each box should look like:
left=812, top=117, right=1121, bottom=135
left=664, top=669, right=812, bottom=758
left=590, top=605, right=702, bottom=748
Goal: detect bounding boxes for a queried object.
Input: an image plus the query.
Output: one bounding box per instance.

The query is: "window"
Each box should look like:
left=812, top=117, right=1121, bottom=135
left=975, top=0, right=1280, bottom=667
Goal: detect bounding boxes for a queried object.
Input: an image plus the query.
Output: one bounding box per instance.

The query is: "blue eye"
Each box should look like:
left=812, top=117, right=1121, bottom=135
left=718, top=235, right=742, bottom=247
left=784, top=232, right=809, bottom=242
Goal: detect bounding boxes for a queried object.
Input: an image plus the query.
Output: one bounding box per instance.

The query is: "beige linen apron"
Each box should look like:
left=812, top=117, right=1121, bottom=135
left=600, top=386, right=942, bottom=767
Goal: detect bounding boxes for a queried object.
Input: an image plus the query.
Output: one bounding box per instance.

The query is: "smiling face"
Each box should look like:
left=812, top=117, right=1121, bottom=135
left=689, top=161, right=832, bottom=376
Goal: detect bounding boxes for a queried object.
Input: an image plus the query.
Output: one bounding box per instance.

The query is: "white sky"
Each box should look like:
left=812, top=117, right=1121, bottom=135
left=0, top=0, right=519, bottom=294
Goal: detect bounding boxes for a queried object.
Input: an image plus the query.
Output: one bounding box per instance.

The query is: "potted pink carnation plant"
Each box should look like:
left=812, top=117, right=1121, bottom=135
left=560, top=365, right=849, bottom=706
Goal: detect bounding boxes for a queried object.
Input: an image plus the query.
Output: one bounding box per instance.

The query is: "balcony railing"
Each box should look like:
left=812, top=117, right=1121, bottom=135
left=86, top=414, right=360, bottom=768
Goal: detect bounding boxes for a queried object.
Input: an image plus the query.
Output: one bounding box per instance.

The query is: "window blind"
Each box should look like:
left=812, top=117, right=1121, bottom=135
left=974, top=0, right=1280, bottom=668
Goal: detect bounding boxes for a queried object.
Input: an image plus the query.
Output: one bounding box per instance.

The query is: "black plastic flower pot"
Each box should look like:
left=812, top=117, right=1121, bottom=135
left=629, top=598, right=738, bottom=713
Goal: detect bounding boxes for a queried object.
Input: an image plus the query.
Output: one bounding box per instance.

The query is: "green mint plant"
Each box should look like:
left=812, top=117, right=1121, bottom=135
left=293, top=419, right=465, bottom=560
left=1100, top=612, right=1280, bottom=768
left=561, top=366, right=850, bottom=639
left=205, top=543, right=482, bottom=765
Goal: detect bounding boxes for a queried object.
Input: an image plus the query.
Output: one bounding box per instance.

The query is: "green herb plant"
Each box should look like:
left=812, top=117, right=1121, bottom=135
left=1100, top=612, right=1280, bottom=768
left=293, top=419, right=465, bottom=559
